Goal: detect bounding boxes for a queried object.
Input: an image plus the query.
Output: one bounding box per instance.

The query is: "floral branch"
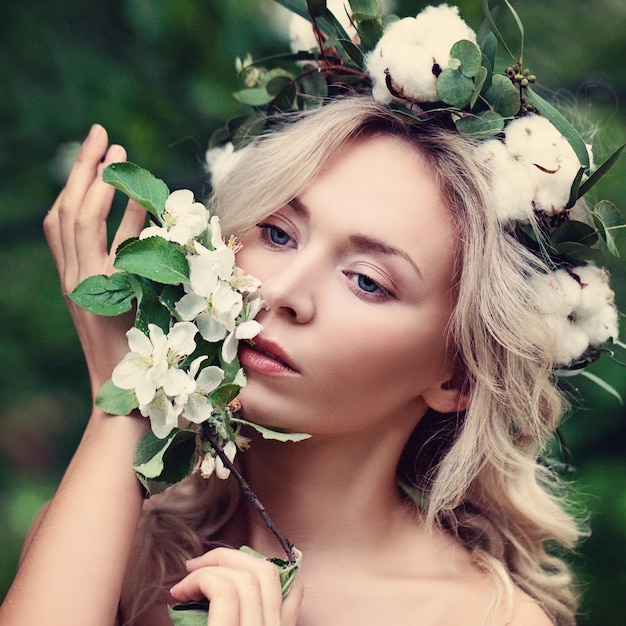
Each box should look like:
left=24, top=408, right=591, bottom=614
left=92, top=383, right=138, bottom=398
left=202, top=423, right=298, bottom=563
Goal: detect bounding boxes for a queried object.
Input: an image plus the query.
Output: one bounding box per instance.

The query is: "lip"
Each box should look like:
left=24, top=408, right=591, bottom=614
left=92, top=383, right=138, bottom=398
left=238, top=337, right=300, bottom=376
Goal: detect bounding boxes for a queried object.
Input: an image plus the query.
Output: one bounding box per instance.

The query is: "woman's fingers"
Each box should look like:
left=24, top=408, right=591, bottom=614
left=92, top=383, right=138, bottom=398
left=170, top=548, right=293, bottom=626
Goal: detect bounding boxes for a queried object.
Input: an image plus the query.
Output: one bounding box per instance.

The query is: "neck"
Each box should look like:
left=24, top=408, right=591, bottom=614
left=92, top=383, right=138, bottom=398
left=230, top=419, right=420, bottom=562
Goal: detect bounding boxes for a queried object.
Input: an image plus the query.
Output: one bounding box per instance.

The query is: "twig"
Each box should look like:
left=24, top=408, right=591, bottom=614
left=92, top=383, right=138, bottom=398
left=202, top=424, right=298, bottom=563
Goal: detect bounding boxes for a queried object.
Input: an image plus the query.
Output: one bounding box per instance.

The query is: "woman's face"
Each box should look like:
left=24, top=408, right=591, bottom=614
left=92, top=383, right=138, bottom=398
left=235, top=135, right=460, bottom=438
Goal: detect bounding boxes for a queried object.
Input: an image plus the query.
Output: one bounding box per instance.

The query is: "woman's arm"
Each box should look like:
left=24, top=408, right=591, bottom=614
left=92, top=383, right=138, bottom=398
left=0, top=125, right=148, bottom=625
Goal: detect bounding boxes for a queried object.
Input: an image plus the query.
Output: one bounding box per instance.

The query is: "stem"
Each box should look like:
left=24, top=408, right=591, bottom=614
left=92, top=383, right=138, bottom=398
left=202, top=424, right=298, bottom=563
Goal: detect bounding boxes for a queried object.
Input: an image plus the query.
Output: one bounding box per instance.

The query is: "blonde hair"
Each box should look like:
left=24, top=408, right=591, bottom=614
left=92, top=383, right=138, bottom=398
left=120, top=97, right=583, bottom=625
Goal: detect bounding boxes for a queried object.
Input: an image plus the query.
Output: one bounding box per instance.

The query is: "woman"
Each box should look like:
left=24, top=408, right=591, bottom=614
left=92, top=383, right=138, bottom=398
left=0, top=96, right=584, bottom=625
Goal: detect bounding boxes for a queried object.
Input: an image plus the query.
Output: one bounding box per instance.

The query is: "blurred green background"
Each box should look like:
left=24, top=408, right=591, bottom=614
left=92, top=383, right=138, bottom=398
left=0, top=1, right=624, bottom=623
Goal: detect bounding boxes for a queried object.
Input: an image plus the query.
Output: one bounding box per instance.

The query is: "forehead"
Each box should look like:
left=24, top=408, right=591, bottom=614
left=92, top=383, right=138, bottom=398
left=300, top=134, right=457, bottom=284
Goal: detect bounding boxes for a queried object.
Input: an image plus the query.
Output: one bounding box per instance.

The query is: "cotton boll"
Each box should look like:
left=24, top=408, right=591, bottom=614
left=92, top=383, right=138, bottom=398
left=571, top=265, right=615, bottom=314
left=477, top=139, right=535, bottom=221
left=546, top=315, right=590, bottom=365
left=504, top=115, right=582, bottom=214
left=578, top=306, right=619, bottom=345
left=366, top=5, right=477, bottom=104
left=531, top=270, right=582, bottom=317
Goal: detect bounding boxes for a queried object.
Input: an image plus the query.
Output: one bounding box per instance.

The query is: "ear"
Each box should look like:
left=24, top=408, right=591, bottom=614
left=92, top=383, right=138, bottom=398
left=422, top=368, right=470, bottom=414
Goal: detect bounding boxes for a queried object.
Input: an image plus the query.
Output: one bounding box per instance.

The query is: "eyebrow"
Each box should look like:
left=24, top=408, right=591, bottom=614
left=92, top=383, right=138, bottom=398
left=288, top=197, right=422, bottom=278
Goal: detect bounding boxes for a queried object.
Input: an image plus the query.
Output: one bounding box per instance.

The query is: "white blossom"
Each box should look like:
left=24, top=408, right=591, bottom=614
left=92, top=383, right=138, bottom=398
left=366, top=4, right=476, bottom=104
left=205, top=143, right=247, bottom=189
left=140, top=189, right=208, bottom=245
left=215, top=440, right=237, bottom=480
left=532, top=265, right=618, bottom=365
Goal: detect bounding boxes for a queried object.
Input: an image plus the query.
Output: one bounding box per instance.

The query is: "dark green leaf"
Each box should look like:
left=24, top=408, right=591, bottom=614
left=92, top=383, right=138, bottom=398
left=135, top=280, right=172, bottom=334
left=134, top=429, right=198, bottom=496
left=338, top=38, right=364, bottom=66
left=551, top=219, right=598, bottom=246
left=355, top=18, right=383, bottom=51
left=437, top=69, right=474, bottom=108
left=102, top=162, right=169, bottom=219
left=524, top=87, right=590, bottom=172
left=95, top=379, right=138, bottom=415
left=306, top=0, right=326, bottom=18
left=210, top=383, right=244, bottom=409
left=477, top=8, right=499, bottom=69
left=484, top=74, right=520, bottom=117
left=266, top=75, right=293, bottom=97
left=113, top=237, right=189, bottom=285
left=69, top=273, right=137, bottom=316
left=566, top=167, right=585, bottom=209
left=552, top=241, right=605, bottom=262
left=455, top=110, right=504, bottom=139
left=577, top=144, right=624, bottom=199
left=298, top=69, right=329, bottom=107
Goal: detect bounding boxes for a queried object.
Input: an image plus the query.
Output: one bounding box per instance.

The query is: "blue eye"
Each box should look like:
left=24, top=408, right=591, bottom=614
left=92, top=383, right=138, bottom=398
left=257, top=223, right=292, bottom=247
left=357, top=274, right=382, bottom=293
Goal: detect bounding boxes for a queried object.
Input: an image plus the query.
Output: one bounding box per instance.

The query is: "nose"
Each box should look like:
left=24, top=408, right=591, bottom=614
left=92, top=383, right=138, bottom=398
left=259, top=252, right=317, bottom=324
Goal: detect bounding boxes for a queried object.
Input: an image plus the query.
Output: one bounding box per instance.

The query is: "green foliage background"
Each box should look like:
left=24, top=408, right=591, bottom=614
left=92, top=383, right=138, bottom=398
left=0, top=1, right=624, bottom=623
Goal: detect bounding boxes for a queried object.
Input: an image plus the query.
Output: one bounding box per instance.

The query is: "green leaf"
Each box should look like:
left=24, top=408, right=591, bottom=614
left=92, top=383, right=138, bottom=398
left=338, top=38, right=364, bottom=66
left=484, top=74, right=520, bottom=117
left=274, top=0, right=309, bottom=21
left=577, top=144, right=624, bottom=199
left=102, top=162, right=169, bottom=219
left=524, top=87, right=590, bottom=172
left=134, top=429, right=198, bottom=496
left=95, top=379, right=138, bottom=415
left=566, top=167, right=585, bottom=209
left=168, top=602, right=209, bottom=626
left=437, top=69, right=474, bottom=108
left=552, top=241, right=604, bottom=263
left=135, top=280, right=172, bottom=334
left=233, top=87, right=274, bottom=107
left=355, top=18, right=383, bottom=51
left=232, top=418, right=312, bottom=442
left=477, top=9, right=499, bottom=69
left=210, top=383, right=245, bottom=409
left=593, top=200, right=624, bottom=257
left=480, top=0, right=516, bottom=60
left=577, top=370, right=624, bottom=404
left=113, top=237, right=189, bottom=285
left=348, top=0, right=381, bottom=19
left=306, top=0, right=326, bottom=18
left=69, top=272, right=138, bottom=316
left=239, top=546, right=303, bottom=595
left=449, top=40, right=482, bottom=78
left=298, top=69, right=329, bottom=107
left=469, top=65, right=488, bottom=108
left=551, top=219, right=598, bottom=247
left=455, top=110, right=504, bottom=139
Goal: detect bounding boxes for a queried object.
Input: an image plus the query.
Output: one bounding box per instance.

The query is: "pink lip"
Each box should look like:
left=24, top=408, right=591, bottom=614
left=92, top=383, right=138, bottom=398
left=238, top=338, right=300, bottom=376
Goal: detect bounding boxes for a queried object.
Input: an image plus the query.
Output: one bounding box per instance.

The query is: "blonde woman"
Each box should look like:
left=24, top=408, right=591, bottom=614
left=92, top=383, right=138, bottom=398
left=1, top=96, right=589, bottom=626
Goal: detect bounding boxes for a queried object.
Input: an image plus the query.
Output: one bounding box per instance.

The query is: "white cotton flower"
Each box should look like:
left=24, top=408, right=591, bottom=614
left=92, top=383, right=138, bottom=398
left=476, top=139, right=535, bottom=222
left=504, top=115, right=584, bottom=215
left=205, top=143, right=247, bottom=189
left=366, top=4, right=476, bottom=104
left=215, top=440, right=237, bottom=480
left=140, top=189, right=208, bottom=245
left=532, top=265, right=619, bottom=365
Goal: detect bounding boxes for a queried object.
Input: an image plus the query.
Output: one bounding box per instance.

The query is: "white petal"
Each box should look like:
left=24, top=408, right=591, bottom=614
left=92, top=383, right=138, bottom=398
left=175, top=293, right=208, bottom=321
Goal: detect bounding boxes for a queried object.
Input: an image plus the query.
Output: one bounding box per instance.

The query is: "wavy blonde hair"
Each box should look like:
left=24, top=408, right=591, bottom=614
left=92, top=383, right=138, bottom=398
left=119, top=97, right=583, bottom=625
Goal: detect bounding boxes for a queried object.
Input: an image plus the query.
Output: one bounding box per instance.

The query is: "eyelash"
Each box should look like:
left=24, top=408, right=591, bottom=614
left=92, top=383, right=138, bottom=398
left=256, top=222, right=395, bottom=302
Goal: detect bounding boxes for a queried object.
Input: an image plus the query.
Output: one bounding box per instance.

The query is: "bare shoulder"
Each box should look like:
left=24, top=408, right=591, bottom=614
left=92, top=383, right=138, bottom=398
left=509, top=587, right=554, bottom=625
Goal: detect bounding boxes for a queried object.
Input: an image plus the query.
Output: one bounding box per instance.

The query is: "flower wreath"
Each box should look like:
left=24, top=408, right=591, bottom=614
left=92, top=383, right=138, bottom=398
left=70, top=0, right=624, bottom=620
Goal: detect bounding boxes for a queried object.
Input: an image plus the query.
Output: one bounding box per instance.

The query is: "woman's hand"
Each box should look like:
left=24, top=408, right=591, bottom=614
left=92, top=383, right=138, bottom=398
left=43, top=124, right=146, bottom=396
left=170, top=548, right=304, bottom=626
